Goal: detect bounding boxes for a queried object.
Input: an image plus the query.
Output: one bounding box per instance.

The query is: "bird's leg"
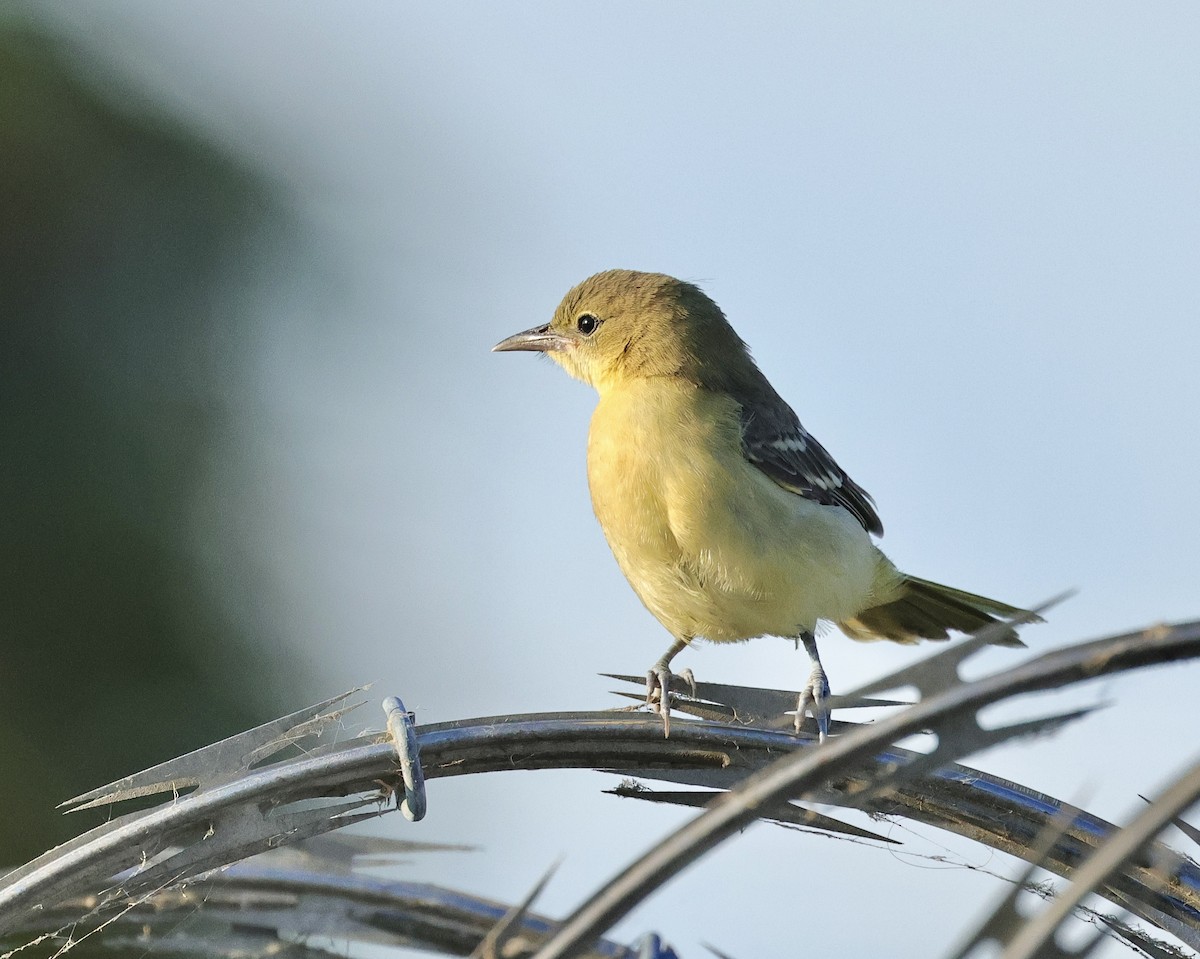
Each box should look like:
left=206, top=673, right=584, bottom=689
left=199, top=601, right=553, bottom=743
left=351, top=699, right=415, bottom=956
left=646, top=637, right=696, bottom=738
left=795, top=631, right=831, bottom=743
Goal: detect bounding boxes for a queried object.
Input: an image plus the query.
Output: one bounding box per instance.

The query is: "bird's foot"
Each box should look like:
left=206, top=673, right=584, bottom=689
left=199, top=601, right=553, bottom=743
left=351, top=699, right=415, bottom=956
left=646, top=664, right=696, bottom=738
left=795, top=663, right=831, bottom=743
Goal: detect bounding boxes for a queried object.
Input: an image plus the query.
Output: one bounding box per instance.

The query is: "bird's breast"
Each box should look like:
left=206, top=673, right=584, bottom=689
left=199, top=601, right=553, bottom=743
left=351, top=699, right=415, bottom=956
left=586, top=380, right=882, bottom=642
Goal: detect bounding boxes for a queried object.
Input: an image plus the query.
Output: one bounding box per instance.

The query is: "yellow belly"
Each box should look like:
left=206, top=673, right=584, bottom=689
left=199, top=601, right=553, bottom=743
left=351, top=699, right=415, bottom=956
left=587, top=380, right=888, bottom=642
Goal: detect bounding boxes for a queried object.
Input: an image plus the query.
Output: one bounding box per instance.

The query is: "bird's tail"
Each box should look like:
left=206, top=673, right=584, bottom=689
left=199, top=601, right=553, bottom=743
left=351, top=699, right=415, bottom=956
left=838, top=575, right=1033, bottom=647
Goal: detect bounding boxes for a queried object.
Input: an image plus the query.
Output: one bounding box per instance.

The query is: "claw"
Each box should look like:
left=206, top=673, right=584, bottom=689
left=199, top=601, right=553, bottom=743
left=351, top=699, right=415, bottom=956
left=646, top=664, right=696, bottom=738
left=643, top=639, right=693, bottom=739
left=646, top=666, right=669, bottom=737
left=795, top=663, right=831, bottom=743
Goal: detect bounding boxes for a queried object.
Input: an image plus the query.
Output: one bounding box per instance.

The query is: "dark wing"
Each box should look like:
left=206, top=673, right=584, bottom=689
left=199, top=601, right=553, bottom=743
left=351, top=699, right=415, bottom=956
left=738, top=389, right=884, bottom=537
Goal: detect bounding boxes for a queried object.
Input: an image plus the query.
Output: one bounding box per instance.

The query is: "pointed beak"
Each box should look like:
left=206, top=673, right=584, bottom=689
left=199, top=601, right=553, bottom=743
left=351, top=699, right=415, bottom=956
left=492, top=323, right=572, bottom=353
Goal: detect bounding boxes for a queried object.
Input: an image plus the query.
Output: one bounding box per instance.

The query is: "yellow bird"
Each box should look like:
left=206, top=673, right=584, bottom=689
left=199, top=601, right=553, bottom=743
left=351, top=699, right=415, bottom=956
left=494, top=270, right=1030, bottom=739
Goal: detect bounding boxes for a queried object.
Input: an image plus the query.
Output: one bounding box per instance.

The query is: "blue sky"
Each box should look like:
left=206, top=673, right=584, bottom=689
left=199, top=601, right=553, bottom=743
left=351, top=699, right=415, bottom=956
left=34, top=3, right=1200, bottom=955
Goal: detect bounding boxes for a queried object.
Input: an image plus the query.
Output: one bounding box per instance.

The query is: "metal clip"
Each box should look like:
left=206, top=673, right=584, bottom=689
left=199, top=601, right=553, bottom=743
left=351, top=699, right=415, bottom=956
left=383, top=696, right=426, bottom=822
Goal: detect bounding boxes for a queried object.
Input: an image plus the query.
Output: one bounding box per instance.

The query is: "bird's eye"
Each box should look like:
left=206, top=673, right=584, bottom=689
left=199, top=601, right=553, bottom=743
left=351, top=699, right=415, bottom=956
left=576, top=313, right=600, bottom=336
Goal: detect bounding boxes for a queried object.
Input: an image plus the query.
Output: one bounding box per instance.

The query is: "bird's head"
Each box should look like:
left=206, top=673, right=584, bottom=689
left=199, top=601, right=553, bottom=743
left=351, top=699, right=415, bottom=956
left=493, top=269, right=751, bottom=393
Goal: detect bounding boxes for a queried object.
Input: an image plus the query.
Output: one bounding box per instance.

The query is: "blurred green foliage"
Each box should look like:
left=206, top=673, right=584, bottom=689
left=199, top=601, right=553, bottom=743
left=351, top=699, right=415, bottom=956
left=0, top=24, right=299, bottom=865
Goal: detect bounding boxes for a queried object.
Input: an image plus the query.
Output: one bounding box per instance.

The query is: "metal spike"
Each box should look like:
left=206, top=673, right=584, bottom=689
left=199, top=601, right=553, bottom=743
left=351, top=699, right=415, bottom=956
left=59, top=687, right=370, bottom=811
left=848, top=595, right=1067, bottom=702
left=99, top=797, right=385, bottom=903
left=848, top=706, right=1100, bottom=806
left=1139, top=793, right=1200, bottom=850
left=605, top=785, right=899, bottom=843
left=470, top=862, right=559, bottom=959
left=604, top=673, right=907, bottom=729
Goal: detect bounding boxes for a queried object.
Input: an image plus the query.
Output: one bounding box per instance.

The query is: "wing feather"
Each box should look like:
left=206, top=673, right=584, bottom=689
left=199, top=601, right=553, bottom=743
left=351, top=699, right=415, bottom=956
left=737, top=385, right=883, bottom=537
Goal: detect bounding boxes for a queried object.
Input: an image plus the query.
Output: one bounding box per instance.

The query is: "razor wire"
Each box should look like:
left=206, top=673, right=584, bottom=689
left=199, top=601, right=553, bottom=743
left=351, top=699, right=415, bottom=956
left=0, top=617, right=1197, bottom=958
